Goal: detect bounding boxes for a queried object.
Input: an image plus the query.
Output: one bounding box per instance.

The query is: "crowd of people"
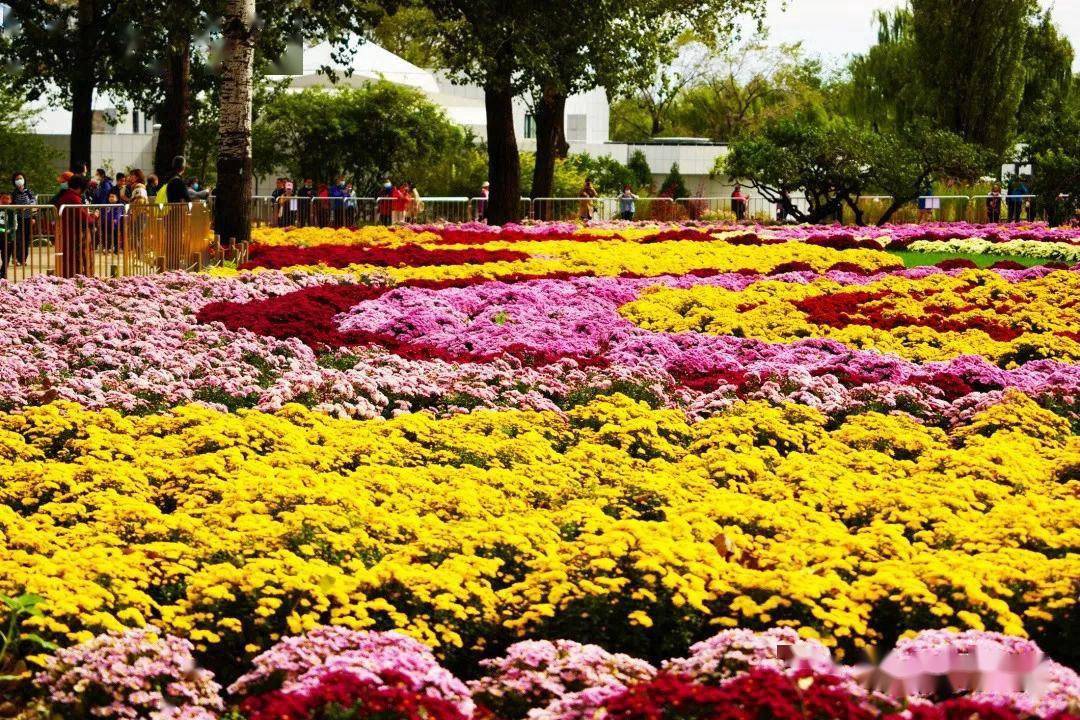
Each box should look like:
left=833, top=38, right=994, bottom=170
left=264, top=176, right=493, bottom=226
left=0, top=156, right=210, bottom=279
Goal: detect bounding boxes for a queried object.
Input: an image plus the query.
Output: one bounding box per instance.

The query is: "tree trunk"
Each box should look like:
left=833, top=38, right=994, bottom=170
left=483, top=72, right=521, bottom=226
left=69, top=0, right=97, bottom=170
left=845, top=197, right=865, bottom=227
left=215, top=0, right=256, bottom=245
left=531, top=85, right=567, bottom=219
left=154, top=27, right=193, bottom=178
left=650, top=112, right=662, bottom=137
left=876, top=199, right=907, bottom=226
left=70, top=77, right=95, bottom=172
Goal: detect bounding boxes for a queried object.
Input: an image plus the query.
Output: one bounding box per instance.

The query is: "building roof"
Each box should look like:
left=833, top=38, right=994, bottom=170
left=278, top=40, right=441, bottom=94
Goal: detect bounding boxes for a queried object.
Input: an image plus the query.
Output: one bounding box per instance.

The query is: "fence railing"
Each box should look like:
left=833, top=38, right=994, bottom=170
left=677, top=194, right=1046, bottom=226
left=0, top=201, right=213, bottom=283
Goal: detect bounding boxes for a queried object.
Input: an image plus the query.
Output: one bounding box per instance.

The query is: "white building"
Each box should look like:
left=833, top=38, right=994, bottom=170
left=26, top=39, right=735, bottom=197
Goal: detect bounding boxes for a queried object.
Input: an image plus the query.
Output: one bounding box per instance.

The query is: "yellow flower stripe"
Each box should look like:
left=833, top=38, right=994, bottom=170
left=260, top=239, right=900, bottom=283
left=620, top=269, right=1080, bottom=365
left=0, top=392, right=1075, bottom=662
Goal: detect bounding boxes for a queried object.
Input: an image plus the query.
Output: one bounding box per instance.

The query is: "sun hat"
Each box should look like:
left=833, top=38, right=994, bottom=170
left=57, top=171, right=74, bottom=184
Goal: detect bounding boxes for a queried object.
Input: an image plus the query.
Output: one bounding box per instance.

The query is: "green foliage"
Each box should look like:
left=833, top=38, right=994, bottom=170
left=836, top=8, right=926, bottom=133
left=627, top=151, right=654, bottom=190
left=563, top=154, right=638, bottom=195
left=659, top=163, right=689, bottom=199
left=867, top=124, right=987, bottom=224
left=253, top=82, right=487, bottom=196
left=520, top=152, right=643, bottom=196
left=910, top=0, right=1038, bottom=155
left=1025, top=100, right=1080, bottom=225
left=723, top=113, right=984, bottom=225
left=0, top=593, right=55, bottom=681
left=675, top=42, right=826, bottom=142
left=0, top=87, right=58, bottom=192
left=372, top=6, right=446, bottom=68
left=1017, top=11, right=1075, bottom=130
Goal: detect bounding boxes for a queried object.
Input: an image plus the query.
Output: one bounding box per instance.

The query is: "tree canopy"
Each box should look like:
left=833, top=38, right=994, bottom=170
left=722, top=114, right=985, bottom=225
left=254, top=82, right=486, bottom=195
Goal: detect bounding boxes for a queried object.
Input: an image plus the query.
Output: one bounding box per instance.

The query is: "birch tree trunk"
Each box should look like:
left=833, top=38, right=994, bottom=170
left=215, top=0, right=256, bottom=245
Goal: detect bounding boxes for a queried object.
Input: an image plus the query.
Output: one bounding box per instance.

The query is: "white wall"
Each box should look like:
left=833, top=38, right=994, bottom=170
left=39, top=134, right=157, bottom=176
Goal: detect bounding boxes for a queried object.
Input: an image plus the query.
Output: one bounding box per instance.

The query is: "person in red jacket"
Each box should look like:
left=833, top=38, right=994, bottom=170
left=391, top=182, right=409, bottom=224
left=57, top=174, right=97, bottom=278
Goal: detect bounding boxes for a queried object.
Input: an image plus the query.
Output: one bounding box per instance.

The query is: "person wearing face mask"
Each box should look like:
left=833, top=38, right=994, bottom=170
left=51, top=171, right=74, bottom=208
left=10, top=172, right=36, bottom=272
left=93, top=168, right=114, bottom=205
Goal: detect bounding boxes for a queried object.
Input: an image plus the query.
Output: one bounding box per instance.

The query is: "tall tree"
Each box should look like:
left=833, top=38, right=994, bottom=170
left=675, top=41, right=825, bottom=142
left=215, top=0, right=257, bottom=246
left=837, top=7, right=926, bottom=133
left=1017, top=11, right=1074, bottom=129
left=407, top=0, right=538, bottom=224
left=2, top=0, right=127, bottom=168
left=910, top=0, right=1037, bottom=155
left=117, top=0, right=381, bottom=179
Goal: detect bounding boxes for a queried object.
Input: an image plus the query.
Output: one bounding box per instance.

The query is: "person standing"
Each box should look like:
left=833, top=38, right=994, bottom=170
left=57, top=174, right=96, bottom=278
left=93, top=169, right=114, bottom=205
left=618, top=185, right=638, bottom=221
left=1006, top=178, right=1026, bottom=223
left=10, top=172, right=36, bottom=271
left=296, top=178, right=316, bottom=226
left=391, top=181, right=409, bottom=224
left=986, top=183, right=1003, bottom=223
left=114, top=172, right=129, bottom=203
left=164, top=156, right=209, bottom=203
left=378, top=179, right=395, bottom=225
left=731, top=184, right=749, bottom=221
left=1020, top=177, right=1035, bottom=222
left=328, top=176, right=348, bottom=228
left=476, top=181, right=490, bottom=222
left=407, top=181, right=423, bottom=223
left=578, top=177, right=599, bottom=222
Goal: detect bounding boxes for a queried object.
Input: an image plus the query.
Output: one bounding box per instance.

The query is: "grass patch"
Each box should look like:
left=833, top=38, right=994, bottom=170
left=888, top=250, right=1048, bottom=268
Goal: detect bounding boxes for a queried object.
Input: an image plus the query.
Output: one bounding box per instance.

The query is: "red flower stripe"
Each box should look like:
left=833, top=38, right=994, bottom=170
left=240, top=669, right=468, bottom=720
left=240, top=243, right=530, bottom=271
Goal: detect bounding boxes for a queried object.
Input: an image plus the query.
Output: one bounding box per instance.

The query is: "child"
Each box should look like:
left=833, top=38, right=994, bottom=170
left=101, top=192, right=125, bottom=252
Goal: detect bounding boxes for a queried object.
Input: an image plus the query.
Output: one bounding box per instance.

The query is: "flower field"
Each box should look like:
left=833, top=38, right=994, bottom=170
left=1, top=221, right=1078, bottom=718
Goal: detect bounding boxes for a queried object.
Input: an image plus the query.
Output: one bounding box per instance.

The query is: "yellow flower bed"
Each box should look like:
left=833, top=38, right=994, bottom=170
left=250, top=226, right=438, bottom=247
left=262, top=239, right=900, bottom=282
left=620, top=269, right=1080, bottom=365
left=1, top=392, right=1075, bottom=664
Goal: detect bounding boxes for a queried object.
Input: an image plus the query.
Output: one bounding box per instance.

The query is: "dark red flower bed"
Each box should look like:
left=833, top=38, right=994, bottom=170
left=197, top=283, right=388, bottom=348
left=795, top=289, right=1026, bottom=342
left=805, top=233, right=886, bottom=251
left=600, top=670, right=878, bottom=720
left=240, top=669, right=467, bottom=720
left=196, top=272, right=590, bottom=353
left=240, top=243, right=530, bottom=270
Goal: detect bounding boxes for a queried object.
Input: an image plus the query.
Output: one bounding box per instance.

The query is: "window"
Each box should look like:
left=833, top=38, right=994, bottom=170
left=524, top=113, right=536, bottom=139
left=132, top=110, right=140, bottom=134
left=566, top=114, right=587, bottom=143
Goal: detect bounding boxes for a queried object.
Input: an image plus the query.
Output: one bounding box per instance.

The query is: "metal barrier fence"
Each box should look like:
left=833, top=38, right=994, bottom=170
left=531, top=197, right=679, bottom=222
left=0, top=202, right=212, bottom=283
left=677, top=194, right=1046, bottom=226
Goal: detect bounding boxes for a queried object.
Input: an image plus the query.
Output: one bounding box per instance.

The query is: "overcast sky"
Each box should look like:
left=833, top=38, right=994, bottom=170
left=752, top=0, right=1080, bottom=70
